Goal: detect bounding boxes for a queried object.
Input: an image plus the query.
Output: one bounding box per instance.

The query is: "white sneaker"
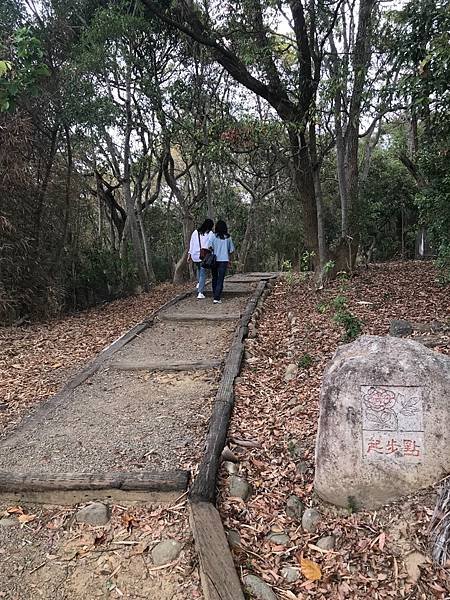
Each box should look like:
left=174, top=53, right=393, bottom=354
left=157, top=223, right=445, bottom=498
left=197, top=293, right=205, bottom=299
left=196, top=283, right=199, bottom=289
left=213, top=299, right=222, bottom=304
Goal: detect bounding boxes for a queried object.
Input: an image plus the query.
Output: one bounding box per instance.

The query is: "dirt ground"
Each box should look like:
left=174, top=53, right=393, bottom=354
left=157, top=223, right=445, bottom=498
left=0, top=499, right=202, bottom=600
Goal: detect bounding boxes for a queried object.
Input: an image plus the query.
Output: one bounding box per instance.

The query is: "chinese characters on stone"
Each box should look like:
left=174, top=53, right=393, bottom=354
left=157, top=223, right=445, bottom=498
left=361, top=385, right=424, bottom=463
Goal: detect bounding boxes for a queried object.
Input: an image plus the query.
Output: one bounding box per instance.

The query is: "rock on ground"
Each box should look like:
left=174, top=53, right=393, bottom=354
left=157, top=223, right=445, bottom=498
left=227, top=529, right=241, bottom=549
left=285, top=495, right=304, bottom=521
left=243, top=575, right=277, bottom=600
left=284, top=363, right=298, bottom=382
left=317, top=535, right=336, bottom=550
left=281, top=566, right=300, bottom=583
left=228, top=475, right=251, bottom=500
left=389, top=319, right=413, bottom=337
left=266, top=531, right=290, bottom=546
left=302, top=508, right=321, bottom=533
left=314, top=335, right=450, bottom=509
left=151, top=539, right=182, bottom=566
left=75, top=502, right=110, bottom=526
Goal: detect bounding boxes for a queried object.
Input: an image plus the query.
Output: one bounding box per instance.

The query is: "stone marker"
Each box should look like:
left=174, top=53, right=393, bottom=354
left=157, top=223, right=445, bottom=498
left=314, top=335, right=450, bottom=509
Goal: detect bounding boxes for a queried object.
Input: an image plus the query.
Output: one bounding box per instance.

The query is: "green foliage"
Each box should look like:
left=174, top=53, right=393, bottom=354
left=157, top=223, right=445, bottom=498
left=333, top=310, right=363, bottom=342
left=67, top=242, right=137, bottom=310
left=330, top=294, right=347, bottom=311
left=300, top=250, right=315, bottom=272
left=0, top=27, right=49, bottom=111
left=281, top=260, right=305, bottom=287
left=298, top=353, right=313, bottom=369
left=388, top=0, right=450, bottom=275
left=359, top=147, right=417, bottom=260
left=330, top=294, right=363, bottom=342
left=317, top=302, right=328, bottom=314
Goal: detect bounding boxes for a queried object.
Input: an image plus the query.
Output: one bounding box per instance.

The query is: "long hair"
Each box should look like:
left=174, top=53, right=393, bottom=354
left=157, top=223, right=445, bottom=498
left=214, top=220, right=229, bottom=239
left=198, top=219, right=214, bottom=235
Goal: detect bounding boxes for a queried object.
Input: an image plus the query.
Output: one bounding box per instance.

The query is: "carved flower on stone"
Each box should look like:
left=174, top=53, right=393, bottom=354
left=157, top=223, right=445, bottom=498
left=363, top=387, right=396, bottom=412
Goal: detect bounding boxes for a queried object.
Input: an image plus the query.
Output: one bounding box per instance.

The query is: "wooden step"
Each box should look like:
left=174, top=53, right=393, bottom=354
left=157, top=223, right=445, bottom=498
left=112, top=359, right=223, bottom=371
left=0, top=470, right=189, bottom=504
left=160, top=313, right=241, bottom=322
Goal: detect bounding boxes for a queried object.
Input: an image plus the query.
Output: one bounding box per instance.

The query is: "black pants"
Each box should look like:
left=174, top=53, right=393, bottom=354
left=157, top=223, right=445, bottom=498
left=211, top=261, right=228, bottom=300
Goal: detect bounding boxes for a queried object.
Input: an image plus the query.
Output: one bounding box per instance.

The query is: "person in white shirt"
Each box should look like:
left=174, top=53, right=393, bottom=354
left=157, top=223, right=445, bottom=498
left=188, top=219, right=214, bottom=299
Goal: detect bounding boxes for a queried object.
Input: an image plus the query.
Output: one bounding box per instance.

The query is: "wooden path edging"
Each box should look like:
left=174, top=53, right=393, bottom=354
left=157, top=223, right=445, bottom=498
left=0, top=470, right=189, bottom=505
left=188, top=274, right=276, bottom=600
left=190, top=502, right=245, bottom=600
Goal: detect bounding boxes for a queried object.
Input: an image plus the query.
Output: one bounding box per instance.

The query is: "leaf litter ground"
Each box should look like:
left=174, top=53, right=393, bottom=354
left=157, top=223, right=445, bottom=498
left=218, top=261, right=449, bottom=600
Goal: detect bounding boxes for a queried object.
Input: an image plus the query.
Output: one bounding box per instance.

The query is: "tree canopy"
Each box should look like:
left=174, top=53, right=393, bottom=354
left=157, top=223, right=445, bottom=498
left=0, top=0, right=448, bottom=322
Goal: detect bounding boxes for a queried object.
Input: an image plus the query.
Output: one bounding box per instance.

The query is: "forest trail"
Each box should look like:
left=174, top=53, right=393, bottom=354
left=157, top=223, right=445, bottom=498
left=0, top=272, right=276, bottom=600
left=0, top=273, right=276, bottom=499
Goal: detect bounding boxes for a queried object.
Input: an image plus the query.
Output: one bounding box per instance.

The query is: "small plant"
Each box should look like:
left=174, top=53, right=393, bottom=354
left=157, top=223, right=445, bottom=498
left=317, top=302, right=328, bottom=314
left=323, top=260, right=335, bottom=274
left=281, top=259, right=293, bottom=272
left=281, top=259, right=304, bottom=287
left=298, top=353, right=313, bottom=369
left=331, top=294, right=347, bottom=311
left=330, top=294, right=363, bottom=341
left=300, top=250, right=316, bottom=272
left=333, top=310, right=363, bottom=341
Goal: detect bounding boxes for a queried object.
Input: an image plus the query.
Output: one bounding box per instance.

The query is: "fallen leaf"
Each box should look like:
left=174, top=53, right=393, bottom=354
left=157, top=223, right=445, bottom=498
left=6, top=506, right=23, bottom=514
left=300, top=557, right=322, bottom=581
left=17, top=513, right=36, bottom=525
left=404, top=551, right=426, bottom=583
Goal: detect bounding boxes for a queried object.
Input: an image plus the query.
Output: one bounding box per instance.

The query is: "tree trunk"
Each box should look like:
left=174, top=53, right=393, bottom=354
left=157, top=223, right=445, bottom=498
left=239, top=199, right=256, bottom=272
left=173, top=214, right=194, bottom=284
left=123, top=62, right=150, bottom=291
left=137, top=208, right=156, bottom=283
left=309, top=122, right=327, bottom=273
left=288, top=127, right=319, bottom=263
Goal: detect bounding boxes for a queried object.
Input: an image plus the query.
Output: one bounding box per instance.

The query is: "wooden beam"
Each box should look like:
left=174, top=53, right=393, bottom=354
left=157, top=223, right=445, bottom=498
left=112, top=359, right=223, bottom=371
left=160, top=313, right=240, bottom=322
left=221, top=286, right=255, bottom=295
left=190, top=280, right=267, bottom=503
left=0, top=470, right=189, bottom=505
left=189, top=502, right=245, bottom=600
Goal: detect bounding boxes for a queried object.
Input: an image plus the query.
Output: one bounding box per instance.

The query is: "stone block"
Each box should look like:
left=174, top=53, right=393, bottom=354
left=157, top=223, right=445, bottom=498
left=314, top=335, right=450, bottom=509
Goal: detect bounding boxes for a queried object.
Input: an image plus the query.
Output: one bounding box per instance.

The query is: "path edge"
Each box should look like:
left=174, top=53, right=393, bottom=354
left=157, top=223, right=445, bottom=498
left=189, top=274, right=277, bottom=600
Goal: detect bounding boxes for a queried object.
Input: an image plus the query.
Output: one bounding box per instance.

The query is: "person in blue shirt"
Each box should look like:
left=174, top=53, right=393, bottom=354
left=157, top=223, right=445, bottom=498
left=209, top=220, right=235, bottom=303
